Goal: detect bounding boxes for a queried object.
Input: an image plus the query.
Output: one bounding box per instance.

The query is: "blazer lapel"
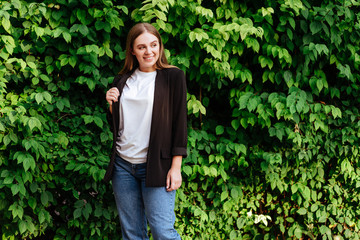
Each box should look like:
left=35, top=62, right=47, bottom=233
left=113, top=72, right=132, bottom=134
left=149, top=69, right=167, bottom=145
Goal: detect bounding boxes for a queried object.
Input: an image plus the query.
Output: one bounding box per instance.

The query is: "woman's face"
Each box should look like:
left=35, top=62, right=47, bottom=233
left=132, top=32, right=160, bottom=72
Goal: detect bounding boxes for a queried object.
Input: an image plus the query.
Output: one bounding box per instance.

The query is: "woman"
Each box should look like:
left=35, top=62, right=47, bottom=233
left=104, top=23, right=187, bottom=240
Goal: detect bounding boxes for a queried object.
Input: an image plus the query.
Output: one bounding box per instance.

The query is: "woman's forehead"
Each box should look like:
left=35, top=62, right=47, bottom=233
left=134, top=32, right=159, bottom=45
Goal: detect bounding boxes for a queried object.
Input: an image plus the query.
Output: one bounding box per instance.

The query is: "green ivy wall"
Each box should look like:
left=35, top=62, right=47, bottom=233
left=1, top=0, right=360, bottom=239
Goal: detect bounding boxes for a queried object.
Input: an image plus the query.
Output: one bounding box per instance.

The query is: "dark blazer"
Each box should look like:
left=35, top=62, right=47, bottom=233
left=103, top=67, right=188, bottom=187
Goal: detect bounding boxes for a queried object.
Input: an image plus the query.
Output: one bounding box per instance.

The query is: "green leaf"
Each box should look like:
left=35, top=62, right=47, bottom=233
left=309, top=21, right=322, bottom=35
left=45, top=56, right=53, bottom=65
left=41, top=192, right=49, bottom=206
left=56, top=100, right=64, bottom=111
left=2, top=18, right=11, bottom=33
left=23, top=155, right=36, bottom=171
left=294, top=228, right=302, bottom=238
left=74, top=208, right=82, bottom=219
left=32, top=77, right=39, bottom=85
left=154, top=9, right=167, bottom=21
left=310, top=203, right=318, bottom=212
left=43, top=91, right=52, bottom=103
left=69, top=56, right=77, bottom=68
left=93, top=116, right=103, bottom=128
left=38, top=211, right=45, bottom=224
left=215, top=125, right=224, bottom=135
left=28, top=197, right=37, bottom=210
left=231, top=188, right=239, bottom=199
left=316, top=79, right=323, bottom=92
left=58, top=134, right=69, bottom=148
left=11, top=184, right=20, bottom=195
left=79, top=25, right=89, bottom=35
left=231, top=119, right=240, bottom=130
left=229, top=230, right=237, bottom=240
left=35, top=93, right=43, bottom=104
left=28, top=117, right=41, bottom=131
left=62, top=32, right=71, bottom=43
left=331, top=107, right=342, bottom=119
left=283, top=70, right=293, bottom=88
left=19, top=220, right=27, bottom=234
left=237, top=217, right=246, bottom=229
left=183, top=165, right=192, bottom=176
left=0, top=121, right=5, bottom=132
left=221, top=191, right=228, bottom=201
left=80, top=0, right=89, bottom=7
left=297, top=207, right=307, bottom=215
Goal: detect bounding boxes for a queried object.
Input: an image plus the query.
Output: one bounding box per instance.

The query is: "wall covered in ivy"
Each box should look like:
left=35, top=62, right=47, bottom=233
left=1, top=0, right=360, bottom=239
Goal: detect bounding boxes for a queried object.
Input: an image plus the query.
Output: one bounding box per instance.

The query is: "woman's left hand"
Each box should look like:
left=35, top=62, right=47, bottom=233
left=166, top=156, right=183, bottom=192
left=166, top=168, right=182, bottom=192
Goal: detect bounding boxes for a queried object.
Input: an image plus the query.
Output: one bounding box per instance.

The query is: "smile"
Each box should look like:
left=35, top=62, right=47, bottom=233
left=144, top=56, right=154, bottom=60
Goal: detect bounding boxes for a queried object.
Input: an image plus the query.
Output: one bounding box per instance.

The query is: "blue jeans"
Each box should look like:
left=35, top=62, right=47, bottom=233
left=112, top=156, right=181, bottom=240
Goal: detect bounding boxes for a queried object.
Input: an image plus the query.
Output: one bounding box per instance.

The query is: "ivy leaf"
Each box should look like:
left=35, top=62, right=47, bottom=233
left=58, top=134, right=69, bottom=149
left=28, top=198, right=37, bottom=210
left=283, top=70, right=293, bottom=88
left=73, top=208, right=82, bottom=219
left=231, top=188, right=239, bottom=199
left=38, top=210, right=46, bottom=224
left=220, top=191, right=228, bottom=201
left=183, top=165, right=192, bottom=176
left=56, top=100, right=64, bottom=111
left=297, top=208, right=307, bottom=215
left=69, top=56, right=77, bottom=68
left=41, top=192, right=49, bottom=206
left=93, top=116, right=103, bottom=128
left=80, top=0, right=89, bottom=7
left=316, top=79, right=324, bottom=92
left=331, top=107, right=342, bottom=119
left=235, top=144, right=246, bottom=155
left=42, top=91, right=52, bottom=103
left=18, top=220, right=27, bottom=234
left=231, top=119, right=240, bottom=130
left=11, top=184, right=20, bottom=195
left=28, top=117, right=42, bottom=131
left=23, top=155, right=36, bottom=171
left=79, top=25, right=89, bottom=36
left=0, top=121, right=5, bottom=131
left=310, top=21, right=322, bottom=34
left=215, top=125, right=224, bottom=135
left=2, top=18, right=11, bottom=33
left=62, top=32, right=72, bottom=43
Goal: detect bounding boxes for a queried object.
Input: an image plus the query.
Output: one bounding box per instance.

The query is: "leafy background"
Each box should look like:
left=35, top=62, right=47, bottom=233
left=1, top=0, right=360, bottom=239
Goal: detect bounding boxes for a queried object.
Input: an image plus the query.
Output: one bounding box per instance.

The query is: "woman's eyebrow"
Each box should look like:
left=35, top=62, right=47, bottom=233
left=135, top=40, right=158, bottom=47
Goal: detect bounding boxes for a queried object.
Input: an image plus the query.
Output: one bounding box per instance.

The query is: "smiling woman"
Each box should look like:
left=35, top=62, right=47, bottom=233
left=104, top=23, right=187, bottom=240
left=118, top=22, right=174, bottom=75
left=132, top=32, right=160, bottom=72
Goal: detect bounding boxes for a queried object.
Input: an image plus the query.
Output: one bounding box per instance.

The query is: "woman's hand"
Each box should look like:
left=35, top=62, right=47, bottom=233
left=106, top=87, right=120, bottom=113
left=166, top=156, right=183, bottom=192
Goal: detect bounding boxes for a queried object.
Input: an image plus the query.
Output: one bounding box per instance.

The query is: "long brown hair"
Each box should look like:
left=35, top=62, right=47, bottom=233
left=119, top=23, right=173, bottom=74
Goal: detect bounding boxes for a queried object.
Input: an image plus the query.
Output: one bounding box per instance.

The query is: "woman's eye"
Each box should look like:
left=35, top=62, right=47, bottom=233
left=151, top=44, right=157, bottom=47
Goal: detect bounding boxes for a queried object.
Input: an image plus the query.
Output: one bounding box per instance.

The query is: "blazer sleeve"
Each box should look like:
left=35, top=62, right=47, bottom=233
left=170, top=68, right=188, bottom=157
left=106, top=74, right=122, bottom=132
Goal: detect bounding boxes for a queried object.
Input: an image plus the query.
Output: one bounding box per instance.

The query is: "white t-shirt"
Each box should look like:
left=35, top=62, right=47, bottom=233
left=116, top=68, right=157, bottom=164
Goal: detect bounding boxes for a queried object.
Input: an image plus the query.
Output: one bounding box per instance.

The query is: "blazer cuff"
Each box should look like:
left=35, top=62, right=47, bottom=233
left=172, top=147, right=187, bottom=157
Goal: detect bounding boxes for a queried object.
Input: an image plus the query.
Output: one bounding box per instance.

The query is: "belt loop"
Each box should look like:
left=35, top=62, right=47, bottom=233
left=131, top=164, right=136, bottom=174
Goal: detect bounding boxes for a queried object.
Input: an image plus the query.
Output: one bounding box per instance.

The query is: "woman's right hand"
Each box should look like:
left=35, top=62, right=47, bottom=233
left=106, top=87, right=120, bottom=113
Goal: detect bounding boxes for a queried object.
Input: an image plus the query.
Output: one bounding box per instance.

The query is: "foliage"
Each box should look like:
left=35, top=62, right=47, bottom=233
left=1, top=0, right=360, bottom=239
